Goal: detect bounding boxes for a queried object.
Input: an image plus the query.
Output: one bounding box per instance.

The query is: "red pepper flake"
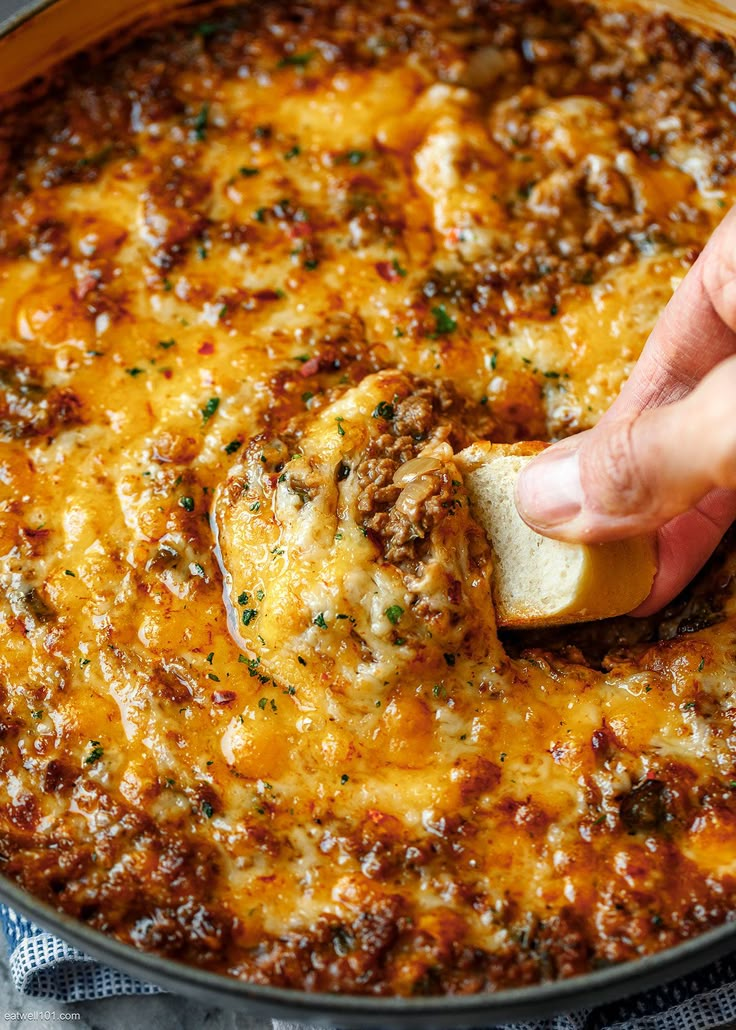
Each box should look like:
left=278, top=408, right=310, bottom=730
left=645, top=769, right=658, bottom=780
left=375, top=261, right=402, bottom=283
left=289, top=222, right=313, bottom=239
left=75, top=273, right=99, bottom=300
left=299, top=357, right=321, bottom=377
left=254, top=289, right=281, bottom=301
left=198, top=341, right=215, bottom=355
left=161, top=369, right=173, bottom=380
left=212, top=690, right=237, bottom=706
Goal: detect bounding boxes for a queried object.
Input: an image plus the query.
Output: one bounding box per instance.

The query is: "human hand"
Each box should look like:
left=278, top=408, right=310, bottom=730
left=515, top=206, right=736, bottom=616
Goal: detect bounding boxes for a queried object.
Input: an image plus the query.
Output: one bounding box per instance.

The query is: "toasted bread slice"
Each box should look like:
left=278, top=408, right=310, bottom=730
left=456, top=441, right=657, bottom=629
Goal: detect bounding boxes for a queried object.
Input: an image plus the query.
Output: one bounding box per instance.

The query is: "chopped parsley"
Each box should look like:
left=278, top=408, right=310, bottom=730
left=340, top=774, right=350, bottom=785
left=126, top=367, right=144, bottom=377
left=431, top=304, right=457, bottom=336
left=284, top=145, right=301, bottom=160
left=224, top=439, right=242, bottom=455
left=195, top=21, right=223, bottom=37
left=158, top=338, right=176, bottom=349
left=179, top=496, right=195, bottom=512
left=335, top=417, right=345, bottom=436
left=242, top=609, right=258, bottom=626
left=372, top=401, right=395, bottom=420
left=239, top=166, right=260, bottom=177
left=314, top=612, right=328, bottom=629
left=201, top=800, right=214, bottom=818
left=85, top=741, right=104, bottom=765
left=193, top=103, right=210, bottom=142
left=64, top=569, right=76, bottom=577
left=391, top=258, right=408, bottom=278
left=385, top=604, right=404, bottom=625
left=201, top=396, right=220, bottom=425
left=278, top=51, right=314, bottom=67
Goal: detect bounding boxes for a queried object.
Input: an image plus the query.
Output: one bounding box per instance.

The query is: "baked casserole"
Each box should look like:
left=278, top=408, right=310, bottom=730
left=1, top=0, right=736, bottom=995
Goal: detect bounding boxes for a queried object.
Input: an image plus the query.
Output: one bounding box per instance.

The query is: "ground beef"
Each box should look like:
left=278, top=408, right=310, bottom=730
left=353, top=378, right=490, bottom=565
left=0, top=357, right=82, bottom=439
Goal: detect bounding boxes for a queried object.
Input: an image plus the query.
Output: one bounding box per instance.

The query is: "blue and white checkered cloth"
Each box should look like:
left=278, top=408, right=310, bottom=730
left=4, top=903, right=736, bottom=1028
left=0, top=906, right=161, bottom=1001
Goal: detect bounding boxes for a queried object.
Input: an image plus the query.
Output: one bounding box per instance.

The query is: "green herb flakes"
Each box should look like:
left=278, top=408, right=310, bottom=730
left=201, top=396, right=220, bottom=424
left=431, top=304, right=457, bottom=336
left=85, top=741, right=104, bottom=765
left=372, top=401, right=395, bottom=420
left=193, top=103, right=210, bottom=142
left=385, top=605, right=404, bottom=625
left=278, top=51, right=314, bottom=68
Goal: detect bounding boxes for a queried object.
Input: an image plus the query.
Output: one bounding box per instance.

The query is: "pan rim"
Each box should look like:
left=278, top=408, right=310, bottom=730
left=1, top=869, right=736, bottom=1024
left=1, top=0, right=736, bottom=1021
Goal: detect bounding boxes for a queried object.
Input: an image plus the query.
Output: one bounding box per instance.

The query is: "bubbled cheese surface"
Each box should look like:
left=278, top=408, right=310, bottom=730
left=1, top=0, right=736, bottom=994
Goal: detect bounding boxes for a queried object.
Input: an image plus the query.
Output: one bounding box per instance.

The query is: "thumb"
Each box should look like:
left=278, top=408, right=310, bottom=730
left=515, top=354, right=736, bottom=542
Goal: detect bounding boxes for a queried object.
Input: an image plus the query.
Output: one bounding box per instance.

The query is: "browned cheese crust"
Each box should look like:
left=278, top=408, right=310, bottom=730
left=1, top=0, right=736, bottom=995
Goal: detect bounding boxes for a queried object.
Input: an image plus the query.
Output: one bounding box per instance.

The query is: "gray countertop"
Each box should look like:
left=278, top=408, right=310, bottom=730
left=0, top=947, right=273, bottom=1030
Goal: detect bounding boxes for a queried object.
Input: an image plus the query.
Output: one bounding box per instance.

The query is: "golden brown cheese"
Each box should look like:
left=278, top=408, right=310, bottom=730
left=1, top=0, right=736, bottom=994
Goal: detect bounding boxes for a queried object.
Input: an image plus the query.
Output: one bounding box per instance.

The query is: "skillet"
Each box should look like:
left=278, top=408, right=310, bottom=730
left=1, top=0, right=736, bottom=1023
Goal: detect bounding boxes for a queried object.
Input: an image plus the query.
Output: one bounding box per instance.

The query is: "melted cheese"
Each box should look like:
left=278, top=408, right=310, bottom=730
left=1, top=0, right=736, bottom=994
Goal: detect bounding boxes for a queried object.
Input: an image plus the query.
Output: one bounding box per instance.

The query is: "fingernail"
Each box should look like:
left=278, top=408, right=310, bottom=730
left=515, top=449, right=583, bottom=529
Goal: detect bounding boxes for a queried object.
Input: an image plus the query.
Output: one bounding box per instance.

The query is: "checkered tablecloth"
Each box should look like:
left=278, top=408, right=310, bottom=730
left=4, top=904, right=736, bottom=1029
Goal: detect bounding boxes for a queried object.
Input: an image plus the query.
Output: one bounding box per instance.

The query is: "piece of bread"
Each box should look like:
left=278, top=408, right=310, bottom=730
left=455, top=441, right=657, bottom=629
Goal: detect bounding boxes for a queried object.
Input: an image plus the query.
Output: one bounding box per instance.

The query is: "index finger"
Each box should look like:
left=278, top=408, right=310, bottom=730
left=603, top=205, right=736, bottom=423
